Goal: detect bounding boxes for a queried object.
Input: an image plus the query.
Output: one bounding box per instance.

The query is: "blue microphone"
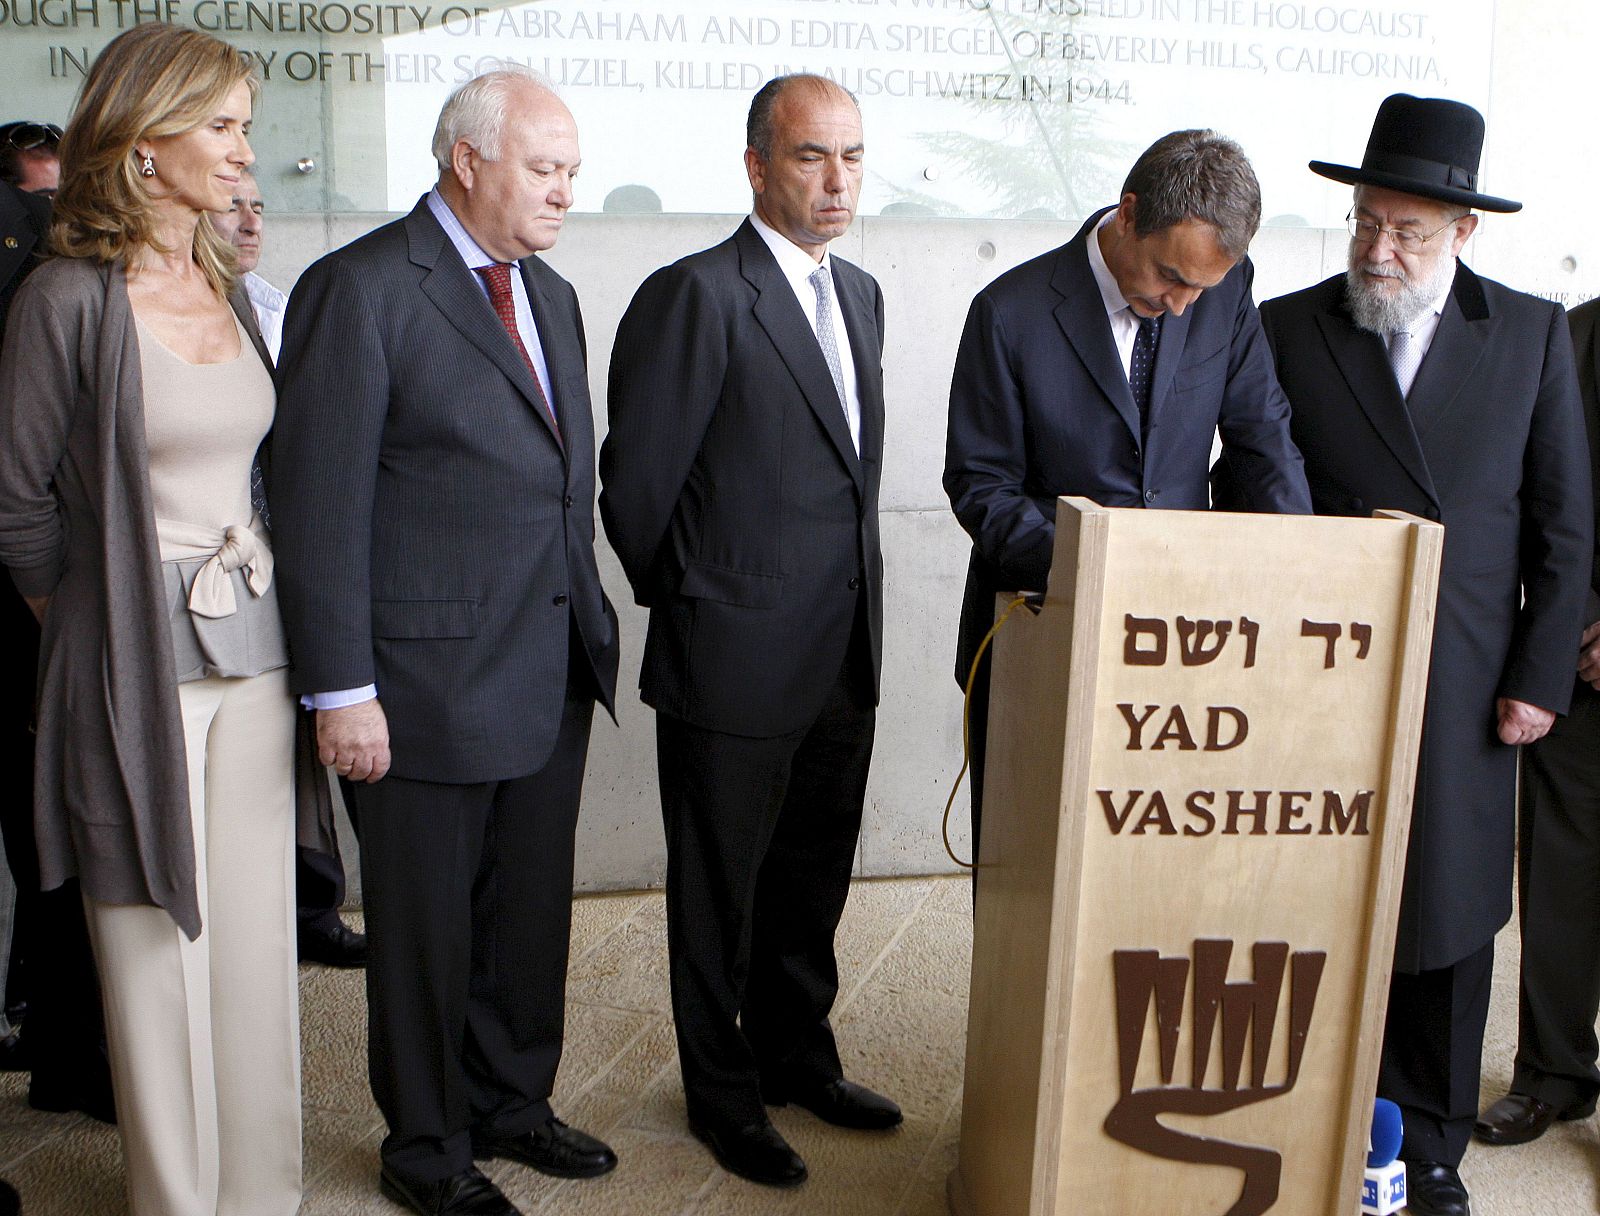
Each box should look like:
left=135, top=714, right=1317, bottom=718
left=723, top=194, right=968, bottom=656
left=1368, top=1097, right=1403, bottom=1167
left=1363, top=1098, right=1407, bottom=1214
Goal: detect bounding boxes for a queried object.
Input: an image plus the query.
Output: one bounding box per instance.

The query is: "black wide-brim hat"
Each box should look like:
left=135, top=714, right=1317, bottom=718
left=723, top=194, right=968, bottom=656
left=1310, top=93, right=1520, bottom=213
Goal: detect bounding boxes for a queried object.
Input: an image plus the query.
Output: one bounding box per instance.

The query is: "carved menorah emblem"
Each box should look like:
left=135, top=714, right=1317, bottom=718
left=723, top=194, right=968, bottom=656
left=1103, top=940, right=1327, bottom=1216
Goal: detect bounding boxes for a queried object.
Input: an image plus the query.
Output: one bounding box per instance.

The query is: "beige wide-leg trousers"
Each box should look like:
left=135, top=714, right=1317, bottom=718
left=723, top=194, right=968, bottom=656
left=84, top=668, right=302, bottom=1216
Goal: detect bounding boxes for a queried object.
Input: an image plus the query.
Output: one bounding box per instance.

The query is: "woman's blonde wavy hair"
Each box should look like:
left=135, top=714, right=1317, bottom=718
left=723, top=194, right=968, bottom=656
left=51, top=22, right=257, bottom=298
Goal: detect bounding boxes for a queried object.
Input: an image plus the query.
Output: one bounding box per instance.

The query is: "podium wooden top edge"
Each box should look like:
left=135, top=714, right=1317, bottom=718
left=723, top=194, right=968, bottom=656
left=1054, top=495, right=1442, bottom=530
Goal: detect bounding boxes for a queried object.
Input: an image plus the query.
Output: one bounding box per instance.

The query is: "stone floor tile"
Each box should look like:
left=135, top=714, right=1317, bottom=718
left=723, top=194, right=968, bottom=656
left=691, top=1109, right=939, bottom=1216
left=569, top=893, right=653, bottom=967
left=556, top=1004, right=657, bottom=1100
left=509, top=1129, right=716, bottom=1215
left=833, top=878, right=937, bottom=1005
left=846, top=909, right=973, bottom=1007
left=891, top=1097, right=962, bottom=1216
left=1, top=1117, right=125, bottom=1215
left=299, top=959, right=379, bottom=1118
left=565, top=900, right=671, bottom=1015
left=831, top=984, right=968, bottom=1127
left=0, top=881, right=1593, bottom=1214
left=303, top=1107, right=385, bottom=1191
left=561, top=1015, right=679, bottom=1140
left=919, top=874, right=975, bottom=917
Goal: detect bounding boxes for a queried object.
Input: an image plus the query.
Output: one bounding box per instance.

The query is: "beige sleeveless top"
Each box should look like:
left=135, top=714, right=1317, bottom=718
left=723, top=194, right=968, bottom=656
left=136, top=313, right=287, bottom=682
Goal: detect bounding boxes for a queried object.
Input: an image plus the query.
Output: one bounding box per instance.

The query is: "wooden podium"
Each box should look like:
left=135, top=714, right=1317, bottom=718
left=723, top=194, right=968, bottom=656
left=948, top=499, right=1442, bottom=1216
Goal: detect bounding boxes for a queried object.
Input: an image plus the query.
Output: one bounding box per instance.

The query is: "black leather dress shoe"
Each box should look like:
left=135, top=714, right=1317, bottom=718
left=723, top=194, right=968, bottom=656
left=766, top=1076, right=903, bottom=1130
left=378, top=1164, right=519, bottom=1215
left=298, top=919, right=368, bottom=968
left=1405, top=1161, right=1471, bottom=1216
left=0, top=1027, right=29, bottom=1073
left=0, top=1177, right=18, bottom=1216
left=1473, top=1090, right=1595, bottom=1145
left=472, top=1118, right=616, bottom=1180
left=688, top=1117, right=807, bottom=1188
left=29, top=1068, right=116, bottom=1124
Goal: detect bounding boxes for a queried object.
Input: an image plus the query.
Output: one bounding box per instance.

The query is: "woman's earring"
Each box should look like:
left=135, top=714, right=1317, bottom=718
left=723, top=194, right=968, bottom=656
left=140, top=153, right=155, bottom=178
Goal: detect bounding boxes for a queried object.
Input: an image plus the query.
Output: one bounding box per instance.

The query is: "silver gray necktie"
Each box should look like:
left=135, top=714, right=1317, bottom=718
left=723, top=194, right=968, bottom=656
left=809, top=265, right=850, bottom=419
left=1388, top=328, right=1421, bottom=399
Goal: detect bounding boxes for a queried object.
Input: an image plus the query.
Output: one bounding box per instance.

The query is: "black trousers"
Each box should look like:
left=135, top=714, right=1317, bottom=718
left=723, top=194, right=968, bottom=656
left=356, top=684, right=595, bottom=1187
left=0, top=590, right=103, bottom=1085
left=657, top=642, right=876, bottom=1129
left=296, top=779, right=360, bottom=934
left=1378, top=939, right=1495, bottom=1165
left=1511, top=678, right=1600, bottom=1109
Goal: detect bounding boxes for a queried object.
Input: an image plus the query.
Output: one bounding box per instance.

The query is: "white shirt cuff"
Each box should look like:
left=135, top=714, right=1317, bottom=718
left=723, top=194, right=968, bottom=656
left=301, top=685, right=377, bottom=710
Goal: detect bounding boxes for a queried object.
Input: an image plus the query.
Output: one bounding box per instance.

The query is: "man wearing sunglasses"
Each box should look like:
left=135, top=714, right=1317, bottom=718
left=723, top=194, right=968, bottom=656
left=0, top=122, right=61, bottom=198
left=1227, top=93, right=1592, bottom=1216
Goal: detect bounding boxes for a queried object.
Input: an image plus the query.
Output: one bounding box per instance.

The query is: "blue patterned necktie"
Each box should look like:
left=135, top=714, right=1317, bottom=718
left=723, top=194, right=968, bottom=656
left=1129, top=312, right=1162, bottom=436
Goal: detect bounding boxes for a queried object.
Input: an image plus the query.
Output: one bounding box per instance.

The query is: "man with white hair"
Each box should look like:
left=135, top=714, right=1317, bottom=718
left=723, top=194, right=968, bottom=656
left=271, top=68, right=620, bottom=1216
left=1247, top=94, right=1592, bottom=1216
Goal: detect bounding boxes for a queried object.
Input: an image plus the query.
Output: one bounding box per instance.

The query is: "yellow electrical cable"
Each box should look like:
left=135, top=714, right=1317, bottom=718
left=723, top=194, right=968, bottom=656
left=942, top=594, right=1033, bottom=869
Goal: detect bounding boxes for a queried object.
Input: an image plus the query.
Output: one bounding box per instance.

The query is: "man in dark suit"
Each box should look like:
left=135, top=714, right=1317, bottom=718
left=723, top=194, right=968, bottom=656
left=0, top=180, right=51, bottom=1025
left=271, top=70, right=620, bottom=1216
left=1248, top=94, right=1591, bottom=1216
left=0, top=179, right=111, bottom=1129
left=0, top=178, right=48, bottom=322
left=601, top=74, right=898, bottom=1189
left=945, top=129, right=1311, bottom=860
left=0, top=171, right=78, bottom=1216
left=1472, top=296, right=1600, bottom=1152
left=0, top=121, right=60, bottom=197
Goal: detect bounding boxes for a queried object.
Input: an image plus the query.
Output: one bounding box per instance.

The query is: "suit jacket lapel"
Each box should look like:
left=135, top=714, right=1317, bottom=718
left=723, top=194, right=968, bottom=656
left=737, top=221, right=864, bottom=492
left=834, top=265, right=882, bottom=473
left=1405, top=268, right=1496, bottom=442
left=229, top=288, right=274, bottom=373
left=1315, top=301, right=1439, bottom=506
left=1050, top=214, right=1140, bottom=442
left=1145, top=306, right=1191, bottom=431
left=407, top=202, right=562, bottom=448
left=0, top=188, right=37, bottom=291
left=519, top=262, right=576, bottom=458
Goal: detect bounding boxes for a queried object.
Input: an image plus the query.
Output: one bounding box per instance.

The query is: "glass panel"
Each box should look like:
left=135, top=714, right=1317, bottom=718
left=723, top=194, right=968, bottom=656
left=0, top=0, right=1493, bottom=222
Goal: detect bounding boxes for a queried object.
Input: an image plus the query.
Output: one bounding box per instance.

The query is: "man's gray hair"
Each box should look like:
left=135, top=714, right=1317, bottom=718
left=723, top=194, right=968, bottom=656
left=1121, top=129, right=1262, bottom=261
left=432, top=64, right=557, bottom=172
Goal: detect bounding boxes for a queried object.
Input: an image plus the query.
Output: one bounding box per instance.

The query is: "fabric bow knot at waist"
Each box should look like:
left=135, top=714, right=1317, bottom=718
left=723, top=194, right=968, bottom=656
left=162, top=522, right=274, bottom=619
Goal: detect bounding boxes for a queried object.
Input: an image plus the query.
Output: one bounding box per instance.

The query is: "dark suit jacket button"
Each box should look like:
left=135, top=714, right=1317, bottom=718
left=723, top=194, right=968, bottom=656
left=553, top=594, right=569, bottom=606
left=1144, top=490, right=1156, bottom=502
left=1133, top=447, right=1142, bottom=461
left=848, top=577, right=861, bottom=590
left=564, top=495, right=574, bottom=508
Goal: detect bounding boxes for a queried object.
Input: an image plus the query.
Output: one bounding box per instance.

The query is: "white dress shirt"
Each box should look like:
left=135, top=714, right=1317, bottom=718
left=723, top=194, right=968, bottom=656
left=749, top=210, right=863, bottom=456
left=1085, top=209, right=1142, bottom=379
left=243, top=272, right=286, bottom=364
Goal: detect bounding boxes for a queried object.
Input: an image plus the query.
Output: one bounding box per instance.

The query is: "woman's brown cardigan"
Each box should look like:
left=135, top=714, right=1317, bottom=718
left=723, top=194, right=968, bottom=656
left=0, top=255, right=332, bottom=940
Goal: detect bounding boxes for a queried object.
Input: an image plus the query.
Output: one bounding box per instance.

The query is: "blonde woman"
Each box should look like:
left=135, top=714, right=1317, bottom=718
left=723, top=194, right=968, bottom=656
left=0, top=23, right=307, bottom=1215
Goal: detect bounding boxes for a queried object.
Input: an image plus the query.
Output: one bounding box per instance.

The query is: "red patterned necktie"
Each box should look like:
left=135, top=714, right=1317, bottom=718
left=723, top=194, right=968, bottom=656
left=474, top=262, right=560, bottom=439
